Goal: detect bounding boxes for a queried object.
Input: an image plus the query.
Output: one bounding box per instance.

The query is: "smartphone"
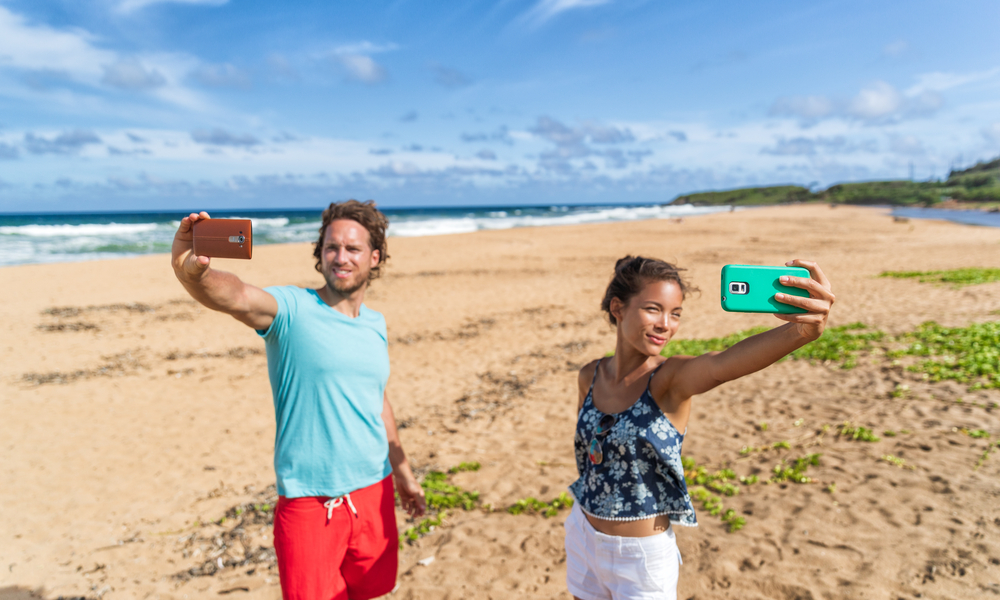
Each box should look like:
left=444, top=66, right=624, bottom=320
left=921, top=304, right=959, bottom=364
left=720, top=264, right=810, bottom=314
left=192, top=218, right=253, bottom=259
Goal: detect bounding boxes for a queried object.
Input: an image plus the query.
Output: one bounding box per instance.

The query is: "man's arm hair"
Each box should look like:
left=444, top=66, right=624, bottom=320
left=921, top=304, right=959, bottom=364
left=171, top=212, right=278, bottom=330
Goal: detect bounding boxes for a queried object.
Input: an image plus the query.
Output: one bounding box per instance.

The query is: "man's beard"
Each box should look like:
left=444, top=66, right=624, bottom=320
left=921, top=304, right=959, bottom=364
left=325, top=271, right=368, bottom=296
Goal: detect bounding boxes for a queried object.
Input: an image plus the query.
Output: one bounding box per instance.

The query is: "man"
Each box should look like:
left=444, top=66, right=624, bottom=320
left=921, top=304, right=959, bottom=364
left=171, top=200, right=426, bottom=600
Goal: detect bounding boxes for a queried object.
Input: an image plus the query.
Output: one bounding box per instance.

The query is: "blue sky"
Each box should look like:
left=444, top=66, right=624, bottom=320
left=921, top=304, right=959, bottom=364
left=1, top=0, right=998, bottom=212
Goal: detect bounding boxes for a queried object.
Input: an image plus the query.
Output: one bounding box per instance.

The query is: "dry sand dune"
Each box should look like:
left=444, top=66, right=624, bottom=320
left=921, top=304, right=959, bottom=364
left=2, top=204, right=1000, bottom=599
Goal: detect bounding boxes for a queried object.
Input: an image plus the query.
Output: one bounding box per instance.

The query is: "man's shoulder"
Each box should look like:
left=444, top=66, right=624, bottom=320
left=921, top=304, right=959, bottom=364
left=359, top=305, right=388, bottom=338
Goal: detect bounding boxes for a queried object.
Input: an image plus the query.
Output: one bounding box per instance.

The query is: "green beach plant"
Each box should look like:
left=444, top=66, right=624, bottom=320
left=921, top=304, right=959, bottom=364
left=879, top=267, right=1000, bottom=288
left=839, top=422, right=880, bottom=442
left=880, top=455, right=913, bottom=469
left=448, top=461, right=481, bottom=473
left=506, top=492, right=574, bottom=518
left=770, top=453, right=821, bottom=483
left=890, top=321, right=1000, bottom=390
left=401, top=465, right=484, bottom=545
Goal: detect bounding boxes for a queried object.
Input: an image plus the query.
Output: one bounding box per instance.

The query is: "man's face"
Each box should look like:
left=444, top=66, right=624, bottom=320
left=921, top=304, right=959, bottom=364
left=320, top=219, right=379, bottom=295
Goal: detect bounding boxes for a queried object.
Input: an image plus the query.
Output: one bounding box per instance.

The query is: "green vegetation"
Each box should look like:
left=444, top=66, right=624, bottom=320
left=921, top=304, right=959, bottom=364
left=400, top=466, right=484, bottom=545
left=789, top=323, right=885, bottom=369
left=880, top=268, right=1000, bottom=288
left=662, top=327, right=768, bottom=358
left=422, top=471, right=481, bottom=511
left=772, top=440, right=791, bottom=450
left=890, top=321, right=1000, bottom=390
left=976, top=441, right=1000, bottom=470
left=683, top=457, right=753, bottom=532
left=673, top=185, right=814, bottom=206
left=401, top=513, right=445, bottom=544
left=448, top=461, right=481, bottom=474
left=881, top=455, right=913, bottom=469
left=839, top=422, right=881, bottom=442
left=507, top=492, right=574, bottom=518
left=721, top=509, right=746, bottom=532
left=770, top=453, right=821, bottom=483
left=670, top=156, right=1000, bottom=207
left=661, top=320, right=1000, bottom=392
left=663, top=323, right=883, bottom=370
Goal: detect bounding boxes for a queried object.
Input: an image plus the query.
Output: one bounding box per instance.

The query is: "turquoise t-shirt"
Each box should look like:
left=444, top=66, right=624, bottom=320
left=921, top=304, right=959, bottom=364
left=257, top=286, right=392, bottom=498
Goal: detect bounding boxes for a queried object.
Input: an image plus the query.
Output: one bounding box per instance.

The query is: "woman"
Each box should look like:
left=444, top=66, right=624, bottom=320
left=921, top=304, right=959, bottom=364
left=565, top=256, right=834, bottom=600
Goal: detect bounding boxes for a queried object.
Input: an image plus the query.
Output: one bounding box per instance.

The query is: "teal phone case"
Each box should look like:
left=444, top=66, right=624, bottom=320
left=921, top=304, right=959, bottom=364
left=721, top=265, right=810, bottom=314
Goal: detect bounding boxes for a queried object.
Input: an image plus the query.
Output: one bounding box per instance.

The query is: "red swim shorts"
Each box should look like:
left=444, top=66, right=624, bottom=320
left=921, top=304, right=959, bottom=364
left=274, top=475, right=398, bottom=600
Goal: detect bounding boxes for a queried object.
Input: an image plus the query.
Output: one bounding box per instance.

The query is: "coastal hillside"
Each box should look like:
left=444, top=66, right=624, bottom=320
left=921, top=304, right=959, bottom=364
left=672, top=156, right=1000, bottom=207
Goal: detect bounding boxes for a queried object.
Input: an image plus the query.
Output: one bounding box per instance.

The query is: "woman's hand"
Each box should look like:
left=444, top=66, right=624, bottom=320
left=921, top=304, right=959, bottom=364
left=773, top=259, right=835, bottom=341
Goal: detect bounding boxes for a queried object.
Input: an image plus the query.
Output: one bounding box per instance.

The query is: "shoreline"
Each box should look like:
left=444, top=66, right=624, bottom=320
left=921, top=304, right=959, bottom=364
left=5, top=202, right=1000, bottom=270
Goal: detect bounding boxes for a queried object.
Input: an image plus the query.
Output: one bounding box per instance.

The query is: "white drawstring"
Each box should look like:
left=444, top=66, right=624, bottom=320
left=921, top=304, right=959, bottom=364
left=324, top=494, right=358, bottom=520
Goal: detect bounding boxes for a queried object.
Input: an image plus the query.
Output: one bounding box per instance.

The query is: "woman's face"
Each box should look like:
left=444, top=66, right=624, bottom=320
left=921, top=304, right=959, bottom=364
left=612, top=279, right=684, bottom=356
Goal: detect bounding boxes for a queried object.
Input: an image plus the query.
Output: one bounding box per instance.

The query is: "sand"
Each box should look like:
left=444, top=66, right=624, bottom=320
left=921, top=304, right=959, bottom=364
left=1, top=204, right=999, bottom=600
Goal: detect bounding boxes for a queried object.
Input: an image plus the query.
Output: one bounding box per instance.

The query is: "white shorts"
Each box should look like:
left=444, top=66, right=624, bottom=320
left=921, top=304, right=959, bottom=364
left=564, top=503, right=681, bottom=600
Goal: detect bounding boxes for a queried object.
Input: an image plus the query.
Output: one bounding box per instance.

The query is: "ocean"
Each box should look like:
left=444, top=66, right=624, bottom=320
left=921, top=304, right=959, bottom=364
left=3, top=204, right=996, bottom=267
left=0, top=203, right=730, bottom=267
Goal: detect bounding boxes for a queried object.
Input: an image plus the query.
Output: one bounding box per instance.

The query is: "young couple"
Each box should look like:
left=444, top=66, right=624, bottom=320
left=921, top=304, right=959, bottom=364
left=172, top=201, right=834, bottom=600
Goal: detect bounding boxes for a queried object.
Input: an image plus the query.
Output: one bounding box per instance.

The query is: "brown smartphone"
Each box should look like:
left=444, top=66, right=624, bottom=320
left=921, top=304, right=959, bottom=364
left=192, top=218, right=253, bottom=259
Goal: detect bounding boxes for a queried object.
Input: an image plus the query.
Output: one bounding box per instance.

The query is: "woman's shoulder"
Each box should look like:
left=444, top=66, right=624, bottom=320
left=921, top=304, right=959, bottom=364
left=578, top=358, right=602, bottom=389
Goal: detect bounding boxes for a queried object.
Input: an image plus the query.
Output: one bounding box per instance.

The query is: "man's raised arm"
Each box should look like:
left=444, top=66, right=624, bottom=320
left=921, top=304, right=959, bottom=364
left=171, top=212, right=278, bottom=330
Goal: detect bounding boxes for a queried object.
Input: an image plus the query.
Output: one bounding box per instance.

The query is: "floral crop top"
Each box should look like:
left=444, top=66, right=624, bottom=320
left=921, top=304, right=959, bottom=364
left=568, top=359, right=698, bottom=526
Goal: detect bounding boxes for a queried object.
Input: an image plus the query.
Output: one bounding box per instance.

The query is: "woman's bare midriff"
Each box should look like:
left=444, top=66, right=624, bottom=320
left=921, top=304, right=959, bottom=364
left=584, top=511, right=673, bottom=537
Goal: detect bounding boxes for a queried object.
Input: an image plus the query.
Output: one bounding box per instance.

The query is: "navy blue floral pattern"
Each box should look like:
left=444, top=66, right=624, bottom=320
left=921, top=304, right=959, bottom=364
left=569, top=361, right=698, bottom=526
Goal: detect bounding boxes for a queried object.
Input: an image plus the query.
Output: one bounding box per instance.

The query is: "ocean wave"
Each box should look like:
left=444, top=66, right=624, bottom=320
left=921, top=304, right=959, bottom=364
left=387, top=204, right=729, bottom=237
left=0, top=223, right=160, bottom=237
left=389, top=217, right=480, bottom=237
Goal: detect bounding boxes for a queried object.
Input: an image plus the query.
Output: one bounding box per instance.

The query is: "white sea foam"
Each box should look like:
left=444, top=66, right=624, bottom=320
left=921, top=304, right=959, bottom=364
left=389, top=217, right=480, bottom=237
left=0, top=223, right=160, bottom=237
left=246, top=217, right=291, bottom=229
left=387, top=204, right=728, bottom=238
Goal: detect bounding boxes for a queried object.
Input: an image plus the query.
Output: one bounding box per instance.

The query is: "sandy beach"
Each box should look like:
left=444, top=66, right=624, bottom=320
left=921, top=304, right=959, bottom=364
left=2, top=204, right=1000, bottom=600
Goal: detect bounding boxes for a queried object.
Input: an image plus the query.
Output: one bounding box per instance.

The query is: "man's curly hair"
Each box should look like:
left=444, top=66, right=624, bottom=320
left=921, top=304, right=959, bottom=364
left=312, top=200, right=390, bottom=281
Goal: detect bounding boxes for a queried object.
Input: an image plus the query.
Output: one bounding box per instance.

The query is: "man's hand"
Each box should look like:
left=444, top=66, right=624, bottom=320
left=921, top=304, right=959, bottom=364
left=394, top=469, right=426, bottom=518
left=168, top=211, right=276, bottom=329
left=172, top=211, right=212, bottom=282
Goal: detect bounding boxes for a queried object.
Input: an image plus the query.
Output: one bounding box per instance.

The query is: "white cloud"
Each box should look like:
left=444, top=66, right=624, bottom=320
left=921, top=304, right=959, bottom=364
left=102, top=58, right=167, bottom=90
left=906, top=67, right=1000, bottom=95
left=520, top=0, right=613, bottom=27
left=117, top=0, right=228, bottom=14
left=848, top=81, right=903, bottom=120
left=337, top=54, right=386, bottom=84
left=0, top=6, right=114, bottom=80
left=328, top=42, right=397, bottom=84
left=770, top=80, right=944, bottom=124
left=0, top=6, right=209, bottom=110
